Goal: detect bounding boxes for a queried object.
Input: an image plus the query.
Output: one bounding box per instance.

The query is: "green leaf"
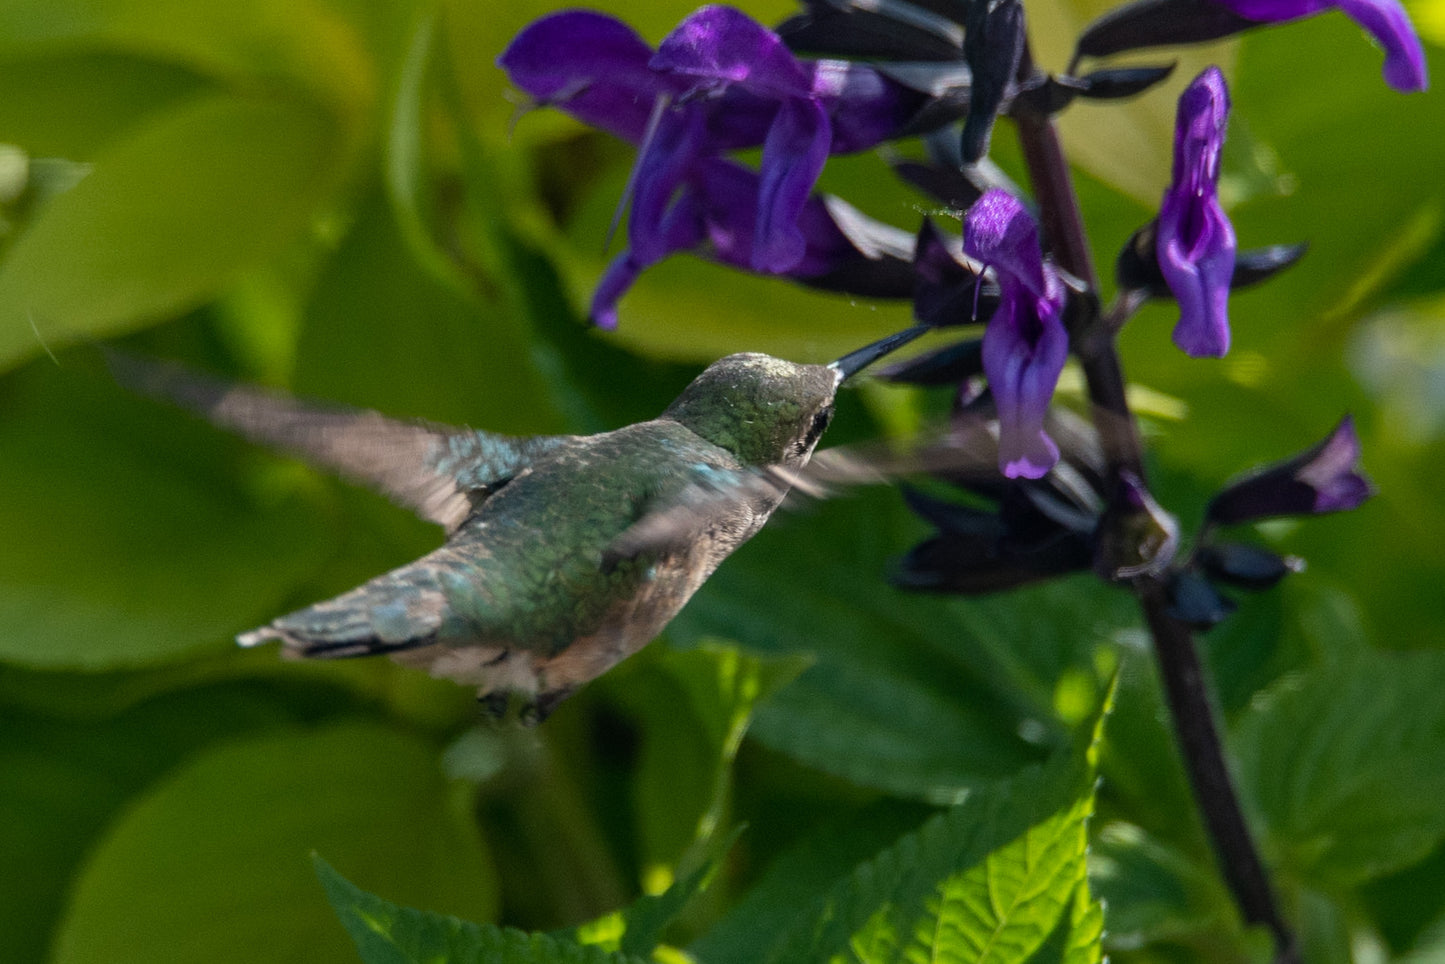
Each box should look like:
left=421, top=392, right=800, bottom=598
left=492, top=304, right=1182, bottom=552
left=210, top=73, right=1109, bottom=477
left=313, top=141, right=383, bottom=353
left=0, top=0, right=380, bottom=121
left=0, top=51, right=214, bottom=160
left=1026, top=882, right=1105, bottom=964
left=1397, top=912, right=1445, bottom=964
left=688, top=801, right=939, bottom=964
left=1087, top=821, right=1235, bottom=951
left=1233, top=650, right=1445, bottom=885
left=0, top=357, right=336, bottom=669
left=610, top=643, right=807, bottom=881
left=702, top=694, right=1108, bottom=964
left=569, top=826, right=743, bottom=958
left=0, top=682, right=336, bottom=964
left=294, top=186, right=563, bottom=435
left=0, top=91, right=344, bottom=371
left=382, top=8, right=478, bottom=294
left=655, top=643, right=809, bottom=847
left=1057, top=884, right=1105, bottom=964
left=51, top=722, right=498, bottom=964
left=673, top=491, right=1121, bottom=802
left=316, top=856, right=648, bottom=964
left=840, top=786, right=1094, bottom=964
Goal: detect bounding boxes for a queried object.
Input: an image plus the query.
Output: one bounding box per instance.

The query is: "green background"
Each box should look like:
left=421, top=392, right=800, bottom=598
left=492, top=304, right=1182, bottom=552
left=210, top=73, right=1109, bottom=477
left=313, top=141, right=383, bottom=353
left=2, top=0, right=1444, bottom=960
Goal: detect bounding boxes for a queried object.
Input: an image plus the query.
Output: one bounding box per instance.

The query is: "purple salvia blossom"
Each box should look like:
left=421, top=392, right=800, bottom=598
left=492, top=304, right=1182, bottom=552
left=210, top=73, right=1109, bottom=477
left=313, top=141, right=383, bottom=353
left=590, top=158, right=897, bottom=329
left=1206, top=415, right=1374, bottom=524
left=499, top=7, right=926, bottom=324
left=1214, top=0, right=1428, bottom=92
left=1159, top=66, right=1236, bottom=358
left=498, top=10, right=672, bottom=143
left=963, top=190, right=1069, bottom=480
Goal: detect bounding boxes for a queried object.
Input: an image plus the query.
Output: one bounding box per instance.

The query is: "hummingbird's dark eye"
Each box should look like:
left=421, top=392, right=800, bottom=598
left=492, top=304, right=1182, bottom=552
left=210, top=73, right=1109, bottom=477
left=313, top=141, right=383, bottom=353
left=802, top=405, right=834, bottom=450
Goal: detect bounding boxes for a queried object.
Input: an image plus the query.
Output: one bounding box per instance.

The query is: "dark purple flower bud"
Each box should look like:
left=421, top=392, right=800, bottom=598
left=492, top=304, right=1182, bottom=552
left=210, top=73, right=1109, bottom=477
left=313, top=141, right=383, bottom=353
left=1197, top=542, right=1302, bottom=590
left=1166, top=569, right=1237, bottom=628
left=1158, top=66, right=1236, bottom=358
left=1214, top=0, right=1428, bottom=92
left=964, top=190, right=1069, bottom=479
left=892, top=485, right=1092, bottom=595
left=1206, top=415, right=1374, bottom=525
left=1076, top=0, right=1259, bottom=60
left=909, top=218, right=1001, bottom=328
left=778, top=0, right=966, bottom=61
left=962, top=0, right=1026, bottom=162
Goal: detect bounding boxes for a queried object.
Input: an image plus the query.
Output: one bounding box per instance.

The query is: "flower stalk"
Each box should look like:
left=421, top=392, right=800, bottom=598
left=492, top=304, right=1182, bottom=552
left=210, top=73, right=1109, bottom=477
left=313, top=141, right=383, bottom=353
left=1010, top=41, right=1298, bottom=962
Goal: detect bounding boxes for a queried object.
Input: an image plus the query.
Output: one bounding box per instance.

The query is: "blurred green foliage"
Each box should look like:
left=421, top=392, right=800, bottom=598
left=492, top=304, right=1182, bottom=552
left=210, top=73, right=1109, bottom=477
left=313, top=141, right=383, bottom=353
left=1, top=0, right=1443, bottom=961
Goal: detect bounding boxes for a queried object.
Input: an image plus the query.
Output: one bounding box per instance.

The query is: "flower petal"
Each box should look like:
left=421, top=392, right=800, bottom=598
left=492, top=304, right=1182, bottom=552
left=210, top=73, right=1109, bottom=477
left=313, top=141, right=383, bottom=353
left=1216, top=0, right=1427, bottom=91
left=1297, top=414, right=1374, bottom=511
left=808, top=60, right=924, bottom=152
left=498, top=11, right=669, bottom=142
left=652, top=5, right=812, bottom=98
left=982, top=292, right=1068, bottom=479
left=591, top=191, right=708, bottom=329
left=1160, top=198, right=1235, bottom=356
left=1206, top=415, right=1374, bottom=523
left=1158, top=67, right=1236, bottom=357
left=962, top=190, right=1050, bottom=303
left=629, top=107, right=706, bottom=264
left=753, top=97, right=832, bottom=272
left=1335, top=0, right=1429, bottom=91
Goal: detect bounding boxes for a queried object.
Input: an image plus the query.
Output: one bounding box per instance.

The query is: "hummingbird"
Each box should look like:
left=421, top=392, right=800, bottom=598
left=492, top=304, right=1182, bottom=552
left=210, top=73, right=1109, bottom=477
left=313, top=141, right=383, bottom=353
left=111, top=327, right=930, bottom=722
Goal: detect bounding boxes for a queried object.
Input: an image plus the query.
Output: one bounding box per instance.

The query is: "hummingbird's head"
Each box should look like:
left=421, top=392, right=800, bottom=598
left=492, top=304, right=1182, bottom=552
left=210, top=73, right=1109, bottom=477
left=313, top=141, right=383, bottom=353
left=663, top=354, right=839, bottom=468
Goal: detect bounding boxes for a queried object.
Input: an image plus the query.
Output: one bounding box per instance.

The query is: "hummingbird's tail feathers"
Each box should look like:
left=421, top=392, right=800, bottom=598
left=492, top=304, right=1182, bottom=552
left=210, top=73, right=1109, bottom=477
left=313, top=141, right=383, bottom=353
left=238, top=555, right=455, bottom=651
left=238, top=624, right=438, bottom=660
left=107, top=350, right=562, bottom=531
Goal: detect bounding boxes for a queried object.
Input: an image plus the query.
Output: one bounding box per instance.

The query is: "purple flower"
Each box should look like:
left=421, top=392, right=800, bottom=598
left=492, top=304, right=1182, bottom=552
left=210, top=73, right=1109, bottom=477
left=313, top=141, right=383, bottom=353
left=1214, top=0, right=1428, bottom=92
left=590, top=158, right=901, bottom=329
left=1159, top=66, right=1236, bottom=358
left=1207, top=416, right=1374, bottom=524
left=499, top=7, right=925, bottom=324
left=964, top=190, right=1069, bottom=480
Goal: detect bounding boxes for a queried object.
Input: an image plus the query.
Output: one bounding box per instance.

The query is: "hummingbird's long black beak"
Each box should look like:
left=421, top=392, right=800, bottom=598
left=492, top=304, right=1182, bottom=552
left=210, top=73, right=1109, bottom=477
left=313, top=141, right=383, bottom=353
left=828, top=325, right=933, bottom=385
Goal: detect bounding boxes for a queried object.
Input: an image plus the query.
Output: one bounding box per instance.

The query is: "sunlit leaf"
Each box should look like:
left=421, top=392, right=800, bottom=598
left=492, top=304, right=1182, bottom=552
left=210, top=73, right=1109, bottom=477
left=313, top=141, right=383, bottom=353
left=736, top=695, right=1107, bottom=963
left=0, top=93, right=345, bottom=371
left=316, top=856, right=646, bottom=964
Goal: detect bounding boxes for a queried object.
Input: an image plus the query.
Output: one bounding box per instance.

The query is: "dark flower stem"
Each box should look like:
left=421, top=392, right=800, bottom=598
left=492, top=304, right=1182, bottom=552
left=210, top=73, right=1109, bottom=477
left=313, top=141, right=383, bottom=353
left=1010, top=45, right=1298, bottom=964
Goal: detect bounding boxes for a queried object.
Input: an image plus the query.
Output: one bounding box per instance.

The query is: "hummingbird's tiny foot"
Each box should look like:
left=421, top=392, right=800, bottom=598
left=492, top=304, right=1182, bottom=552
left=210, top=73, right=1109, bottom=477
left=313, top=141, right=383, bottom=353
left=529, top=686, right=577, bottom=725
left=478, top=690, right=511, bottom=720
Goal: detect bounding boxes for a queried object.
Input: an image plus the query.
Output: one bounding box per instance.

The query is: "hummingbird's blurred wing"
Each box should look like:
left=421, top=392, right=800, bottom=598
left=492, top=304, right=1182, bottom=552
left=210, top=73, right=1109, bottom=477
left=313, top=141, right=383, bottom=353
left=109, top=351, right=569, bottom=532
left=603, top=441, right=1002, bottom=562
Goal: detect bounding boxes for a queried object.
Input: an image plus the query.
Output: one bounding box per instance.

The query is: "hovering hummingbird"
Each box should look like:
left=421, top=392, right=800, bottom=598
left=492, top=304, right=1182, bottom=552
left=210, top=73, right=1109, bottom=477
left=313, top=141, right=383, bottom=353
left=112, top=327, right=930, bottom=722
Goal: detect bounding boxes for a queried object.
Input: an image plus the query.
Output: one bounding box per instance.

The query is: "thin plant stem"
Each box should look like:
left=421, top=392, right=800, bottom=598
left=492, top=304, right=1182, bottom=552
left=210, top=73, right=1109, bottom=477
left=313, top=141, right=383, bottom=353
left=1009, top=44, right=1299, bottom=963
